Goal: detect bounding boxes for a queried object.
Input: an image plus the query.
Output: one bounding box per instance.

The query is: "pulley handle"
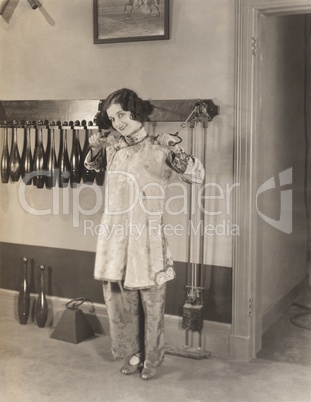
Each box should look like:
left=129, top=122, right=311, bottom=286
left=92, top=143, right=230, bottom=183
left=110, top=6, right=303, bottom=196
left=65, top=297, right=94, bottom=312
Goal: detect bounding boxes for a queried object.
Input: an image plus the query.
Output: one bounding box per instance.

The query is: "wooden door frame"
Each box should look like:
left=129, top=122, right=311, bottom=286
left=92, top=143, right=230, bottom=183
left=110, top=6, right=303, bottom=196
left=232, top=0, right=311, bottom=361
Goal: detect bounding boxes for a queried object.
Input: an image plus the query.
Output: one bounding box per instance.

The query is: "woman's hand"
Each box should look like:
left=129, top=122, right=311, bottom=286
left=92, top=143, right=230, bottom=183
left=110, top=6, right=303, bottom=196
left=156, top=132, right=182, bottom=149
left=88, top=132, right=109, bottom=148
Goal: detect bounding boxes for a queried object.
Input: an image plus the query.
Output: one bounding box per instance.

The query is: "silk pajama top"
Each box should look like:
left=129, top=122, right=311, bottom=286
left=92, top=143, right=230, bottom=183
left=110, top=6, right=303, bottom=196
left=85, top=127, right=204, bottom=290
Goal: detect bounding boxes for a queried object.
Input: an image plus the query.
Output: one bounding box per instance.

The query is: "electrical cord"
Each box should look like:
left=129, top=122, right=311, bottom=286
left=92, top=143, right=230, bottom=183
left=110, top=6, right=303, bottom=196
left=290, top=301, right=311, bottom=330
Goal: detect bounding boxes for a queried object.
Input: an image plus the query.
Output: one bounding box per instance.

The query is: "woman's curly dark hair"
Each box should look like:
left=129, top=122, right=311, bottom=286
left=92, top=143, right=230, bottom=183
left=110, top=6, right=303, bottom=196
left=95, top=88, right=154, bottom=129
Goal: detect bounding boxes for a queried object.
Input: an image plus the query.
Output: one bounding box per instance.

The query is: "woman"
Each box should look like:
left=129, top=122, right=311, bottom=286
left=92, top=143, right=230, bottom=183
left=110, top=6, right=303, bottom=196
left=85, top=88, right=204, bottom=380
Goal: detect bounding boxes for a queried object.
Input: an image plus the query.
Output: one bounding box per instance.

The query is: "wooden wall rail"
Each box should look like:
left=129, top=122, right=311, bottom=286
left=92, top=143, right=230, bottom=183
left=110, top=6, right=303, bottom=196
left=0, top=99, right=219, bottom=125
left=0, top=98, right=219, bottom=188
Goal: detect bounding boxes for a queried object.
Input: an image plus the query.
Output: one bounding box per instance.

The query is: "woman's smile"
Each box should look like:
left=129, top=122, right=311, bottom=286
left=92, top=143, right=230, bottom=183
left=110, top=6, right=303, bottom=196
left=107, top=103, right=141, bottom=136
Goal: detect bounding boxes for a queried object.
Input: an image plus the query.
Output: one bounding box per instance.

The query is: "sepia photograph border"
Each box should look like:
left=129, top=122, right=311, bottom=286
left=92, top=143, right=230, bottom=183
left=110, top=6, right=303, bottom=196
left=93, top=0, right=170, bottom=44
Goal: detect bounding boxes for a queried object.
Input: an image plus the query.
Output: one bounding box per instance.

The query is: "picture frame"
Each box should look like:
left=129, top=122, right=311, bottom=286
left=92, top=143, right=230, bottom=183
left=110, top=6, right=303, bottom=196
left=93, top=0, right=169, bottom=44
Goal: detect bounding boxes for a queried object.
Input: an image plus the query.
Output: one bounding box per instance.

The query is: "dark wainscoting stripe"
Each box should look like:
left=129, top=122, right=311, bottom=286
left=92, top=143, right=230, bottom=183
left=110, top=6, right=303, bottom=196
left=0, top=242, right=232, bottom=323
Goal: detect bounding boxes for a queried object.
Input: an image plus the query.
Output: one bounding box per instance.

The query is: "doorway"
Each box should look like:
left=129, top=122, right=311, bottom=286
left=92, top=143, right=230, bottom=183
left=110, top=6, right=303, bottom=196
left=256, top=12, right=309, bottom=336
left=231, top=0, right=311, bottom=361
left=255, top=12, right=311, bottom=366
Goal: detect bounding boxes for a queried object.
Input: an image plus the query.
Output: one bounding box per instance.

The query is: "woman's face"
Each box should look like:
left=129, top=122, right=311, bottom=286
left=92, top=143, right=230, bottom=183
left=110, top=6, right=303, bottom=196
left=106, top=103, right=141, bottom=136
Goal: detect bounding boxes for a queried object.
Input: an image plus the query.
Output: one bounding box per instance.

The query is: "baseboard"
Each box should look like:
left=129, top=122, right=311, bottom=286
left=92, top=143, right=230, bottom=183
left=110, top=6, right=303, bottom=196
left=229, top=334, right=251, bottom=361
left=0, top=288, right=231, bottom=358
left=262, top=275, right=309, bottom=333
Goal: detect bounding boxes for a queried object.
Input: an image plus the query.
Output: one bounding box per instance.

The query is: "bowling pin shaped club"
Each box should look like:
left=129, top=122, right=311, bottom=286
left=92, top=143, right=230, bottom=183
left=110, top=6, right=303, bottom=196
left=82, top=124, right=96, bottom=184
left=9, top=123, right=22, bottom=182
left=27, top=0, right=38, bottom=10
left=35, top=265, right=48, bottom=328
left=70, top=121, right=82, bottom=187
left=1, top=125, right=10, bottom=183
left=32, top=124, right=46, bottom=188
left=46, top=127, right=57, bottom=189
left=58, top=126, right=70, bottom=188
left=22, top=123, right=33, bottom=185
left=0, top=0, right=10, bottom=15
left=17, top=257, right=30, bottom=325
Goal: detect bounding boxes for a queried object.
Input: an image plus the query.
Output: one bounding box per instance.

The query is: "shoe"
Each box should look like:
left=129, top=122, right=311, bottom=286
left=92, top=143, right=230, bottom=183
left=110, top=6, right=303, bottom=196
left=141, top=366, right=157, bottom=380
left=120, top=357, right=143, bottom=375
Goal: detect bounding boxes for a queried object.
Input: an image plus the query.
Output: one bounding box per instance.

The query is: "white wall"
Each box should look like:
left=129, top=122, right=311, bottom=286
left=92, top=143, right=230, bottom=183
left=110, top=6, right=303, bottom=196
left=0, top=0, right=235, bottom=101
left=0, top=0, right=235, bottom=267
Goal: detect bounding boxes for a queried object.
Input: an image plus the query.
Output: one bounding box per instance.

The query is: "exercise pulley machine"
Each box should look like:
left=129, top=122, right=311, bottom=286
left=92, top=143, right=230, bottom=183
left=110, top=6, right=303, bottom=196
left=166, top=100, right=219, bottom=359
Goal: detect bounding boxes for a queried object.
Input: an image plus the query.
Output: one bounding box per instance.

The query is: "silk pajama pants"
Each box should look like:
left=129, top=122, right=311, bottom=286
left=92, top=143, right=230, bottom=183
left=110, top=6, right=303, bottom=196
left=103, top=281, right=166, bottom=369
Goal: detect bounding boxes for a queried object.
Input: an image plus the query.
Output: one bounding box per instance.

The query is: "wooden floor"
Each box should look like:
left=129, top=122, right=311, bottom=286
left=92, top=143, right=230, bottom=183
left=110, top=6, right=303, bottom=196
left=1, top=315, right=311, bottom=402
left=257, top=287, right=311, bottom=367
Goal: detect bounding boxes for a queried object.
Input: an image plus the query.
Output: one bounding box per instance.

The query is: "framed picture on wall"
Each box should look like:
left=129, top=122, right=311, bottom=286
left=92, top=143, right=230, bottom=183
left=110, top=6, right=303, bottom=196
left=93, top=0, right=169, bottom=44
